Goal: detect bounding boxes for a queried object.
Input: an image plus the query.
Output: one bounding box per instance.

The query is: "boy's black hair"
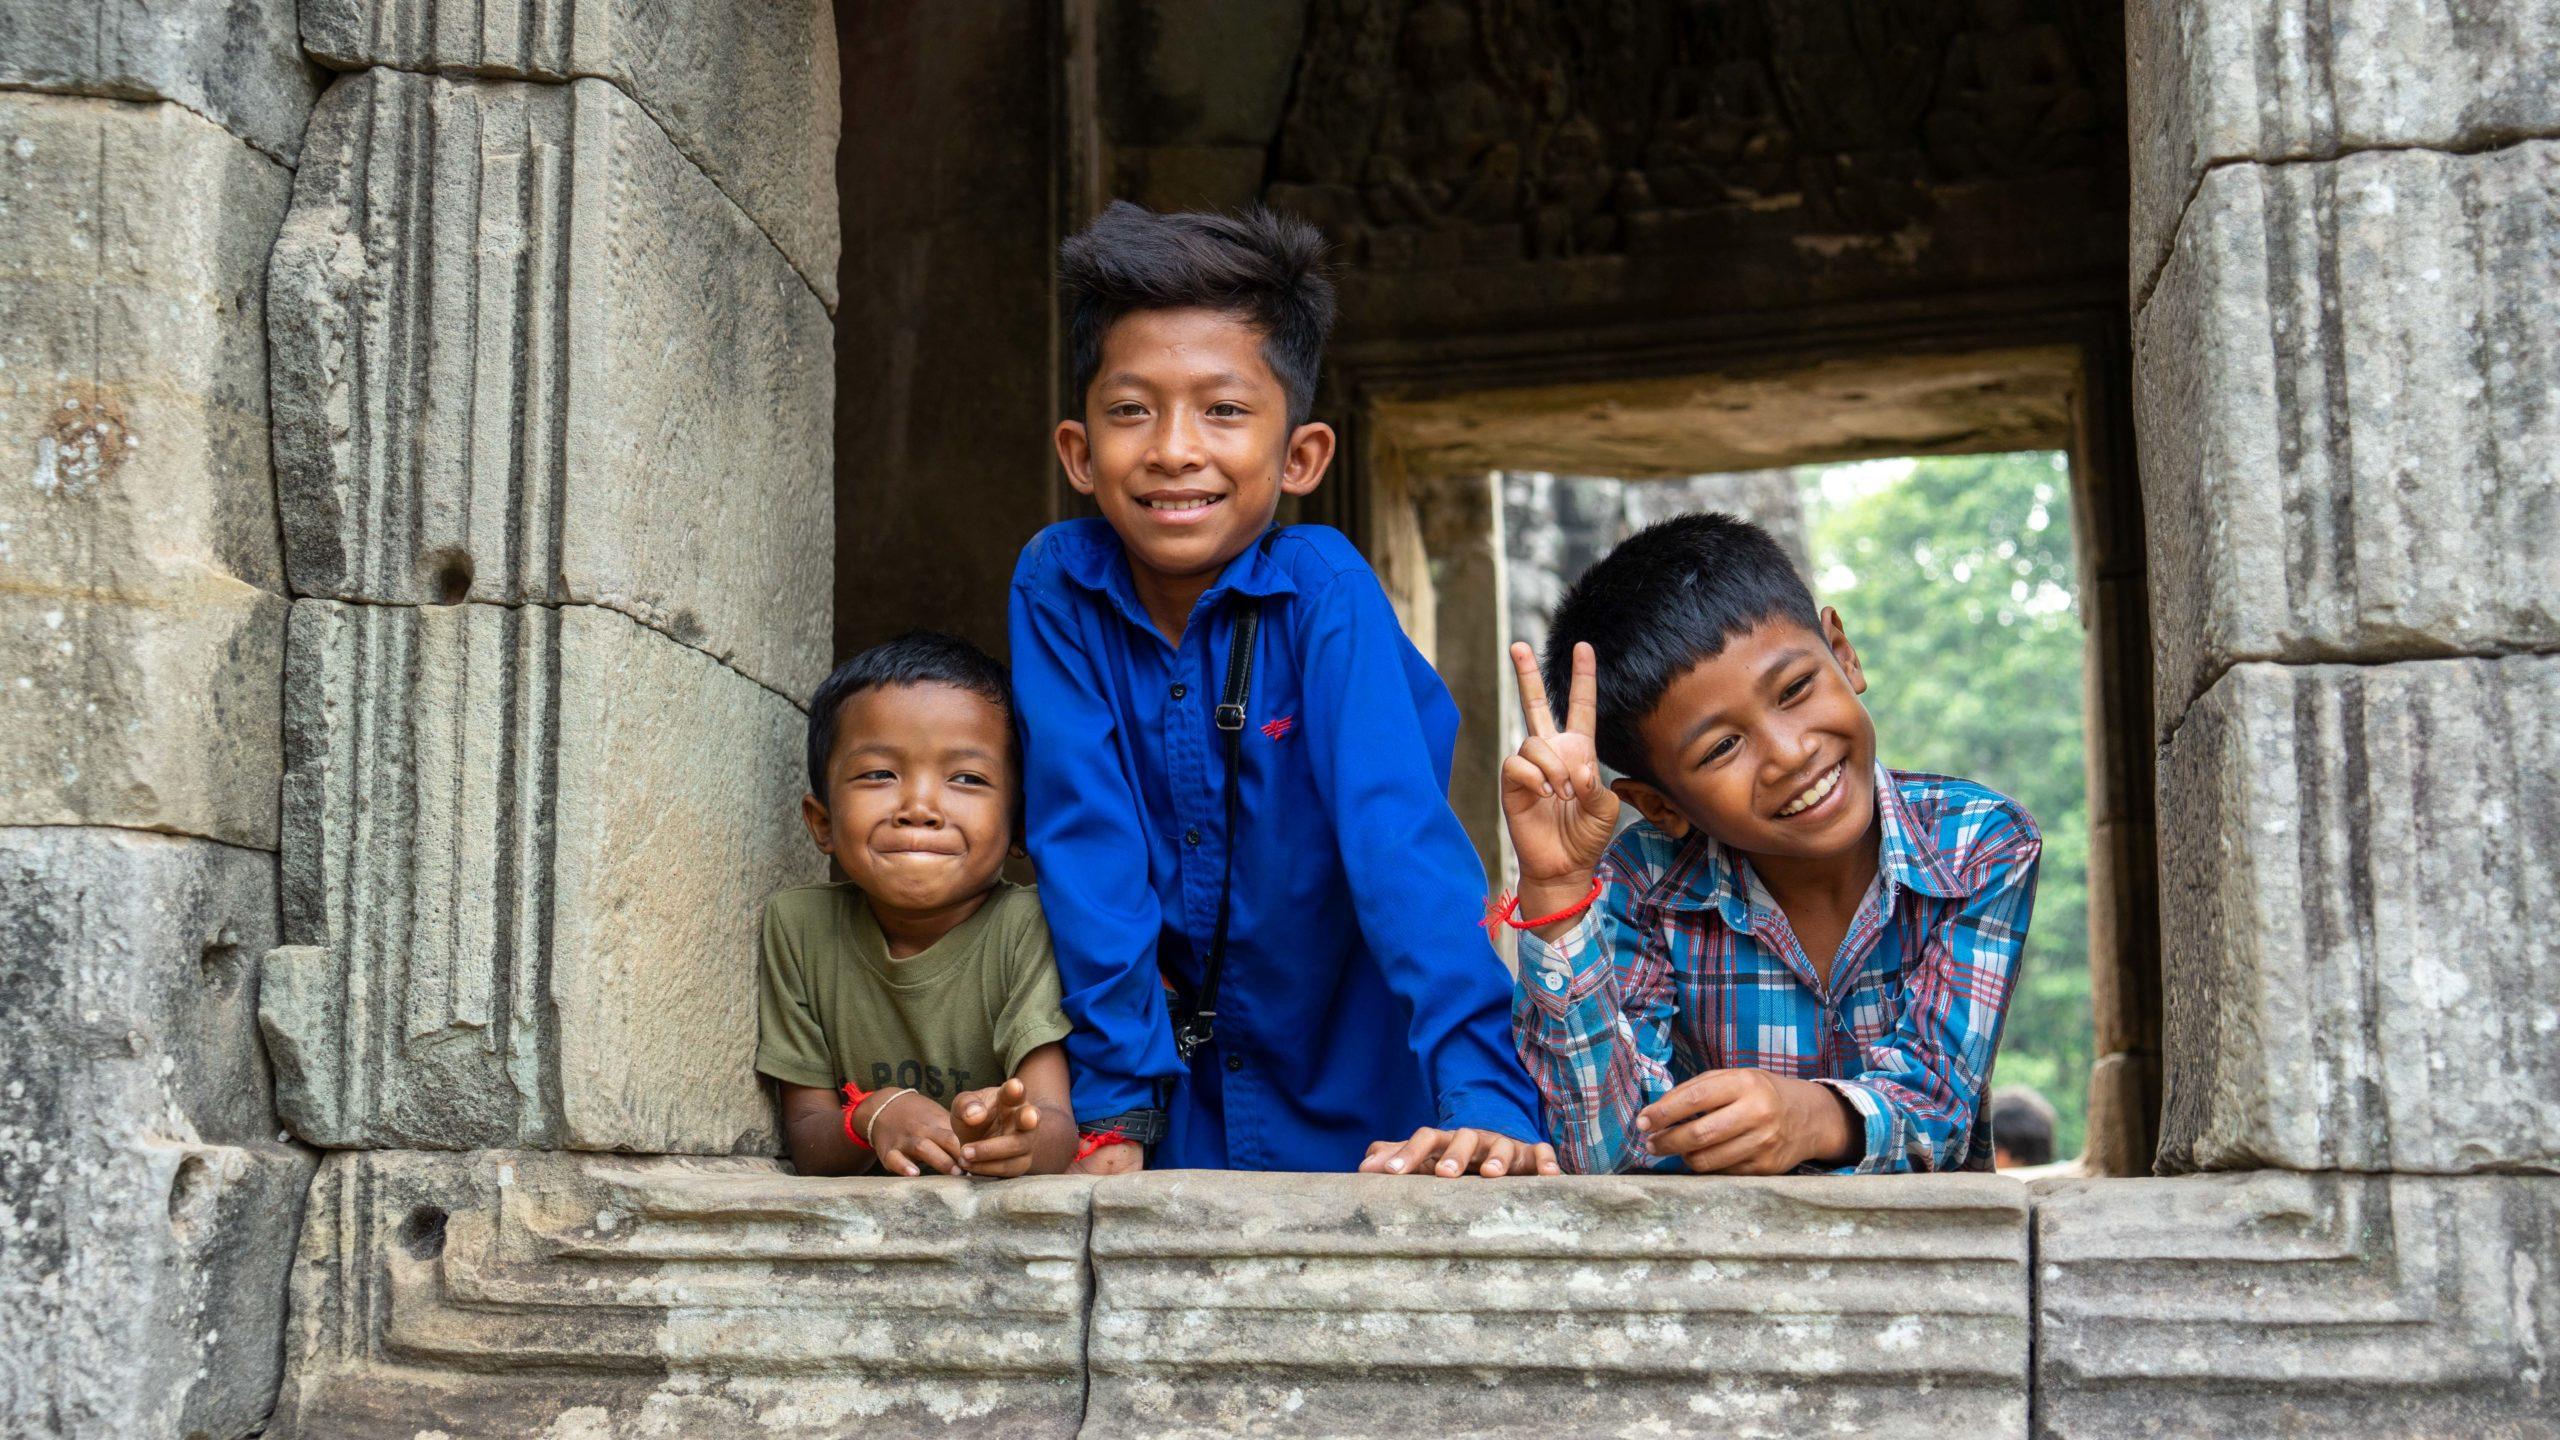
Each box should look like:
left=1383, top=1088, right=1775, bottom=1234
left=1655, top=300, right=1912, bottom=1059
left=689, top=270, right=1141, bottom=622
left=805, top=630, right=1015, bottom=798
left=1060, top=200, right=1335, bottom=428
left=1543, top=512, right=1824, bottom=784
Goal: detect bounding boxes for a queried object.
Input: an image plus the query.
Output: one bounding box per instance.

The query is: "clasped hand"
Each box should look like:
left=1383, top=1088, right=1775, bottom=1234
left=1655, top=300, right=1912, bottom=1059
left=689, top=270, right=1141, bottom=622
left=869, top=1078, right=1046, bottom=1178
left=1635, top=1067, right=1860, bottom=1174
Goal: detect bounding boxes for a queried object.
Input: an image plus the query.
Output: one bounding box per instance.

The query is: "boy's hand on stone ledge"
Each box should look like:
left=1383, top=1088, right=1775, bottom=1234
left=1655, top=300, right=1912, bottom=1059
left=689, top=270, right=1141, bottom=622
left=952, top=1078, right=1044, bottom=1178
left=1069, top=1141, right=1144, bottom=1176
left=1635, top=1069, right=1859, bottom=1175
left=869, top=1092, right=965, bottom=1178
left=1358, top=1127, right=1563, bottom=1178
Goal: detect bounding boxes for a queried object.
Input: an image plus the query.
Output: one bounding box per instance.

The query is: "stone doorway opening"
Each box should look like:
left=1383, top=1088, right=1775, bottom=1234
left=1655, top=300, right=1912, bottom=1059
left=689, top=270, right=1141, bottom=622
left=1359, top=342, right=2158, bottom=1174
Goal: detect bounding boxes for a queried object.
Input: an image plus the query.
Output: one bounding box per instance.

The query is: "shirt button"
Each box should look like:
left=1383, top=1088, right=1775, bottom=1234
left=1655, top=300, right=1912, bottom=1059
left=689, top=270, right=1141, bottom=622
left=1185, top=828, right=1202, bottom=847
left=1542, top=969, right=1565, bottom=993
left=1225, top=1053, right=1244, bottom=1072
left=1170, top=683, right=1188, bottom=700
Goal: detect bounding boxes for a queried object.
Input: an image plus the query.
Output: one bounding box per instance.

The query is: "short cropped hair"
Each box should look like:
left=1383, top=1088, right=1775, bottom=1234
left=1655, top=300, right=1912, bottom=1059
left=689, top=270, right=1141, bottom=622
left=1060, top=200, right=1336, bottom=427
left=1542, top=512, right=1823, bottom=783
left=1989, top=1085, right=2058, bottom=1167
left=805, top=631, right=1015, bottom=798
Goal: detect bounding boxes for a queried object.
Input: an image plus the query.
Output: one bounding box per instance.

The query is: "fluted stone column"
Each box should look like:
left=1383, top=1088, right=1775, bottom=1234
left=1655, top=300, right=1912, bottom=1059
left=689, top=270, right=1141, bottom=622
left=2053, top=3, right=2560, bottom=1431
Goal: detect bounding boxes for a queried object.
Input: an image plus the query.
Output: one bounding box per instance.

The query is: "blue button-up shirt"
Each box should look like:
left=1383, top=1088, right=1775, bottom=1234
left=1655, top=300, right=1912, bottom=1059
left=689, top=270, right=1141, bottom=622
left=1009, top=519, right=1543, bottom=1170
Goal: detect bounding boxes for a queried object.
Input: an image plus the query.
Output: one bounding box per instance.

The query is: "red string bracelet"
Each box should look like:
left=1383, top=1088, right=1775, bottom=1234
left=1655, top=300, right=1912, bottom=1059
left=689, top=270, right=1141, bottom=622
left=1481, top=873, right=1605, bottom=932
left=1074, top=1127, right=1131, bottom=1163
left=840, top=1081, right=873, bottom=1151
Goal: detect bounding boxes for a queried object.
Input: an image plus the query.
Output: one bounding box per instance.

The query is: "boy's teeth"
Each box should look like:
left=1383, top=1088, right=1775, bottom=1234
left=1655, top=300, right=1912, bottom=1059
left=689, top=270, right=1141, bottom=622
left=1145, top=496, right=1218, bottom=511
left=1780, top=764, right=1841, bottom=817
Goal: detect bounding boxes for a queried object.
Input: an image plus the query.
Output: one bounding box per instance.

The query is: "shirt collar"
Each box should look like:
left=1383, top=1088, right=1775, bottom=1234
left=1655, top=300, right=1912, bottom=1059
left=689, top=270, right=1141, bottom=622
left=1639, top=763, right=1966, bottom=929
left=1054, top=522, right=1296, bottom=636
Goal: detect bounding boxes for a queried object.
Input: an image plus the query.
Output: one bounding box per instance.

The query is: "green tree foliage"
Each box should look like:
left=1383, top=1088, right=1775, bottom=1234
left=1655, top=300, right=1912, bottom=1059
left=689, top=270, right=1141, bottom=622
left=1801, top=452, right=2092, bottom=1157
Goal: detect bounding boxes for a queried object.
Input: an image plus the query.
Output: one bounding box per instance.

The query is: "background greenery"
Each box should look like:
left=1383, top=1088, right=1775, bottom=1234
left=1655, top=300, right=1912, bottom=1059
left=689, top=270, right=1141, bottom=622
left=1799, top=451, right=2092, bottom=1157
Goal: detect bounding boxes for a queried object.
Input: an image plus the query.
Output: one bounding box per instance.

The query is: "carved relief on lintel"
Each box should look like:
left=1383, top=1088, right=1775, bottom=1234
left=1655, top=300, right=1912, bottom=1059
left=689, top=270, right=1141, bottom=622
left=1262, top=0, right=2114, bottom=268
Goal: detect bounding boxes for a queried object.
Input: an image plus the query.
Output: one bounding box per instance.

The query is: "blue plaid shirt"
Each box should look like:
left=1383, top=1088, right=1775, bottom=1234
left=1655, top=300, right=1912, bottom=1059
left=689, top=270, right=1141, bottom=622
left=1513, top=766, right=2040, bottom=1175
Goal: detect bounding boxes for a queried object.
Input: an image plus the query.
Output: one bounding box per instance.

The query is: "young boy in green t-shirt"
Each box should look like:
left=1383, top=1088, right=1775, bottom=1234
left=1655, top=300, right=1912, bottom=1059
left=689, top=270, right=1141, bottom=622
left=756, top=631, right=1078, bottom=1178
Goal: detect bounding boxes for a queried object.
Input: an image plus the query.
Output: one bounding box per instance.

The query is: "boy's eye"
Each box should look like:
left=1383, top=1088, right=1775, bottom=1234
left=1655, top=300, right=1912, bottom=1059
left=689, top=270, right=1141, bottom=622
left=1206, top=402, right=1246, bottom=418
left=951, top=772, right=990, bottom=787
left=1701, top=735, right=1741, bottom=765
left=1780, top=674, right=1813, bottom=702
left=1108, top=401, right=1148, bottom=419
left=854, top=769, right=895, bottom=783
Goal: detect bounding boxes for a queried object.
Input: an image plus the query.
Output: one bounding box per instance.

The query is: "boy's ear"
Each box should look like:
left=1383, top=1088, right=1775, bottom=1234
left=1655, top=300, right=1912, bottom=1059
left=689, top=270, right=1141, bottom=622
left=1609, top=777, right=1691, bottom=841
left=1820, top=605, right=1867, bottom=696
left=1055, top=419, right=1096, bottom=495
left=800, top=793, right=837, bottom=857
left=1279, top=421, right=1336, bottom=498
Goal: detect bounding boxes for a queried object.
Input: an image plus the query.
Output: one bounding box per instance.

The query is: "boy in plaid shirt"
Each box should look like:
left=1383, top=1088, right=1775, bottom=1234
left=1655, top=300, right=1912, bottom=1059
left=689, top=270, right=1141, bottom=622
left=1503, top=513, right=2040, bottom=1174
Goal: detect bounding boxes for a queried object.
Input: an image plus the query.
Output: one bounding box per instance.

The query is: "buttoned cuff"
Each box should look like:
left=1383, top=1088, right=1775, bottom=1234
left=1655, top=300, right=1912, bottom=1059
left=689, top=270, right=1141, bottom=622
left=1811, top=1079, right=1896, bottom=1175
left=1515, top=914, right=1611, bottom=1015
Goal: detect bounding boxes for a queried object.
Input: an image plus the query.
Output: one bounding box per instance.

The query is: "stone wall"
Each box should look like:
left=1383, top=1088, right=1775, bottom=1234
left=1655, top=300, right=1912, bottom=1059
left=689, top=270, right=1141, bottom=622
left=0, top=22, right=319, bottom=1439
left=2132, top=0, right=2560, bottom=1178
left=2, top=3, right=836, bottom=1436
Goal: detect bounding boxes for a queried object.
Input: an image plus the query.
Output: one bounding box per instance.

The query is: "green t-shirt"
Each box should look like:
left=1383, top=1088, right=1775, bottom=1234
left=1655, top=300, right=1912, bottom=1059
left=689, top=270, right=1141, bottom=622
left=755, top=880, right=1071, bottom=1103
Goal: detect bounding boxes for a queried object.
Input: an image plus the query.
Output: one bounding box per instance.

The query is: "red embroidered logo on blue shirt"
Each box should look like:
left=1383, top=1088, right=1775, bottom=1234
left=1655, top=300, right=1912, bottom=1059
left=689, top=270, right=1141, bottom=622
left=1260, top=715, right=1297, bottom=741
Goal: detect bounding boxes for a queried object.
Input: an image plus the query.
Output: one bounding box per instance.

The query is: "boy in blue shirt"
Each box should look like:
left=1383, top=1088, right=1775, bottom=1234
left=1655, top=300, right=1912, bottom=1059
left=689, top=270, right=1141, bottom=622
left=1009, top=202, right=1554, bottom=1177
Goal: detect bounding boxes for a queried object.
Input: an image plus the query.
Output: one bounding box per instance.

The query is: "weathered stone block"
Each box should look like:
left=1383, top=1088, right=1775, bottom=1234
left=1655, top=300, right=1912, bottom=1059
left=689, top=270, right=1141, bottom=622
left=2138, top=145, right=2560, bottom=729
left=2130, top=0, right=2560, bottom=290
left=0, top=92, right=292, bottom=847
left=0, top=0, right=318, bottom=162
left=271, top=1153, right=1092, bottom=1440
left=2158, top=658, right=2560, bottom=1174
left=269, top=69, right=833, bottom=698
left=0, top=826, right=317, bottom=1440
left=1086, top=1172, right=2030, bottom=1437
left=260, top=599, right=817, bottom=1154
left=2035, top=1172, right=2560, bottom=1436
left=300, top=0, right=838, bottom=304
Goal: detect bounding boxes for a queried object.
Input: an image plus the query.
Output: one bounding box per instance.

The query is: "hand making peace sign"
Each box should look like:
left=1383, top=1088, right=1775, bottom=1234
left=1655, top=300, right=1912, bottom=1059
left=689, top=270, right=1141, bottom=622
left=1503, top=640, right=1621, bottom=919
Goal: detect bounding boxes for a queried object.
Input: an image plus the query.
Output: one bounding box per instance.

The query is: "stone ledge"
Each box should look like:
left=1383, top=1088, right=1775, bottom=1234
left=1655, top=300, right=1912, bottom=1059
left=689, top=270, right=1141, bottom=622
left=1088, top=1171, right=2030, bottom=1438
left=2035, top=1172, right=2560, bottom=1437
left=271, top=1152, right=1094, bottom=1440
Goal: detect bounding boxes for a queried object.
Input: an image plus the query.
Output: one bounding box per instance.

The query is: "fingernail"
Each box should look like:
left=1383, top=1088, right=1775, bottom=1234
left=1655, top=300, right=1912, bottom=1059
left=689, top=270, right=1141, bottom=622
left=962, top=1148, right=976, bottom=1161
left=1439, top=1160, right=1458, bottom=1174
left=1387, top=1159, right=1405, bottom=1173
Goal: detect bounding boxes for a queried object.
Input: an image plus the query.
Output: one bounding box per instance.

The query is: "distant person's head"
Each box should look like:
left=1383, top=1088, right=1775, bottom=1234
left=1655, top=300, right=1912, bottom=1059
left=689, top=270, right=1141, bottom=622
left=1542, top=512, right=1877, bottom=864
left=1055, top=201, right=1338, bottom=598
left=801, top=632, right=1018, bottom=918
left=1989, top=1085, right=2057, bottom=1169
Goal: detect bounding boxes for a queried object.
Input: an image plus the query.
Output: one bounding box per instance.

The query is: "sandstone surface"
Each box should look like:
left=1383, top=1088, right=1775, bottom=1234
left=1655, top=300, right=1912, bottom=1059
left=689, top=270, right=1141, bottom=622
left=2157, top=657, right=2560, bottom=1174
left=2130, top=0, right=2560, bottom=291
left=0, top=0, right=317, bottom=162
left=270, top=1154, right=1092, bottom=1440
left=2036, top=1171, right=2560, bottom=1436
left=0, top=827, right=315, bottom=1440
left=269, top=70, right=833, bottom=698
left=0, top=92, right=292, bottom=846
left=2138, top=144, right=2560, bottom=729
left=300, top=0, right=839, bottom=304
left=260, top=599, right=817, bottom=1154
left=1086, top=1171, right=2031, bottom=1437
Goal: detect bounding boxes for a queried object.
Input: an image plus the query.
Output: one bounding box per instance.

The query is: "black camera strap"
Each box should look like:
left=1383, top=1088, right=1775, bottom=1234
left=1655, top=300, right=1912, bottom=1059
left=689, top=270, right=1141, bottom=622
left=1172, top=529, right=1277, bottom=1063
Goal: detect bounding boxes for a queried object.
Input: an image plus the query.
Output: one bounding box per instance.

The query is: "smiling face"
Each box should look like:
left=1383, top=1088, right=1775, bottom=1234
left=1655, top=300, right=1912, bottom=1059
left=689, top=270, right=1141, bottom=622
left=801, top=682, right=1014, bottom=920
left=1055, top=307, right=1334, bottom=627
left=1612, top=610, right=1879, bottom=864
